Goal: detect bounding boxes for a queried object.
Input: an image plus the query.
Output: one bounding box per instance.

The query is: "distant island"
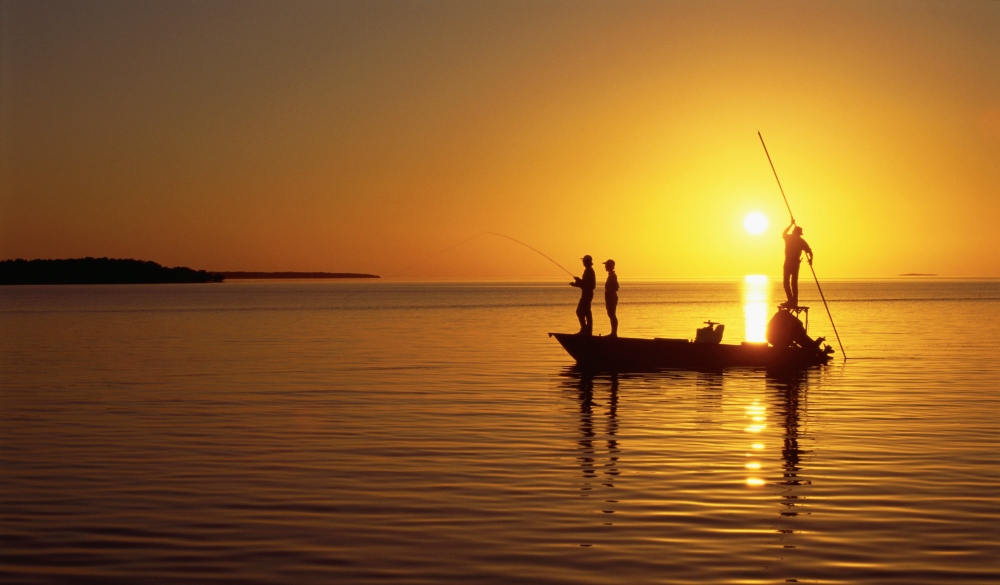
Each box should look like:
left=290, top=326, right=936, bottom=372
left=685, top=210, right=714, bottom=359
left=899, top=273, right=938, bottom=277
left=219, top=271, right=379, bottom=279
left=1, top=258, right=223, bottom=284
left=0, top=258, right=381, bottom=285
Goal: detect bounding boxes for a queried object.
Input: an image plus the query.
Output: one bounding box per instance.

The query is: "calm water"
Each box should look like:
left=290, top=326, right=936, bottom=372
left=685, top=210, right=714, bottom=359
left=2, top=279, right=998, bottom=584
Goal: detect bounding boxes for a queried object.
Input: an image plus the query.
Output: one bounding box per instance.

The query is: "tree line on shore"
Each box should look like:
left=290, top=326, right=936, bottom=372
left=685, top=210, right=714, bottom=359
left=0, top=258, right=380, bottom=284
left=0, top=258, right=223, bottom=284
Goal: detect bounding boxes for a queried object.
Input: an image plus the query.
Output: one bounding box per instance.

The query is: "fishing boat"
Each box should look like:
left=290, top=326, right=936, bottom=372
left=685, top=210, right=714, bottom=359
left=549, top=315, right=834, bottom=371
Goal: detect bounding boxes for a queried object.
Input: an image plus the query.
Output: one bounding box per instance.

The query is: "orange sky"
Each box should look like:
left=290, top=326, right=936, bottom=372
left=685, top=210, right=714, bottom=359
left=1, top=1, right=997, bottom=278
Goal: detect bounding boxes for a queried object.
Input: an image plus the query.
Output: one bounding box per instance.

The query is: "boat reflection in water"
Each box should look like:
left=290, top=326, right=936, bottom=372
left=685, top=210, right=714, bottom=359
left=756, top=371, right=814, bottom=571
left=558, top=366, right=816, bottom=573
left=771, top=372, right=810, bottom=512
left=567, top=372, right=621, bottom=539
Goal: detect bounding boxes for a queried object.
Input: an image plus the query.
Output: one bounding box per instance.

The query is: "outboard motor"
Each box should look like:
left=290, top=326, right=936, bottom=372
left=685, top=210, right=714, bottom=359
left=695, top=321, right=725, bottom=344
left=767, top=309, right=833, bottom=355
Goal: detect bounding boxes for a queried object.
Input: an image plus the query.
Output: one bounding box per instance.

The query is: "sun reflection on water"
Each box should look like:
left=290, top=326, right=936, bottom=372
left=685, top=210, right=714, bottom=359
left=743, top=274, right=770, bottom=342
left=745, top=399, right=767, bottom=486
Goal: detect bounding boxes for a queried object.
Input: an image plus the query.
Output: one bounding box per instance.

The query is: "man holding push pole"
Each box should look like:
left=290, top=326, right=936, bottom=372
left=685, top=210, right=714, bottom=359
left=782, top=221, right=812, bottom=309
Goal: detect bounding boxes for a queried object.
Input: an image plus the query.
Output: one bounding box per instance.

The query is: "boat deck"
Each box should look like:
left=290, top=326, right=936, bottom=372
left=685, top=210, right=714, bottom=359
left=549, top=332, right=831, bottom=371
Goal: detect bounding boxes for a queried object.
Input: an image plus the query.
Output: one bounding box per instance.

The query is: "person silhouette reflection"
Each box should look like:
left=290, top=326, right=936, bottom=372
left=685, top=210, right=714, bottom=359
left=603, top=259, right=619, bottom=337
left=570, top=255, right=596, bottom=335
left=781, top=222, right=813, bottom=308
left=605, top=375, right=620, bottom=488
left=766, top=371, right=811, bottom=523
left=575, top=373, right=596, bottom=483
left=568, top=372, right=621, bottom=494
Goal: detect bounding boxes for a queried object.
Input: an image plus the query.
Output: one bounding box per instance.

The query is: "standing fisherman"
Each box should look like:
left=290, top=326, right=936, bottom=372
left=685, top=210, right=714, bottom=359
left=603, top=259, right=619, bottom=337
left=570, top=255, right=596, bottom=335
left=782, top=221, right=813, bottom=308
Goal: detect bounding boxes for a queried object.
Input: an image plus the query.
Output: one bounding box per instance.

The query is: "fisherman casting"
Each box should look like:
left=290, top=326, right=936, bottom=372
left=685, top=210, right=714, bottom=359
left=570, top=255, right=596, bottom=335
left=781, top=221, right=813, bottom=309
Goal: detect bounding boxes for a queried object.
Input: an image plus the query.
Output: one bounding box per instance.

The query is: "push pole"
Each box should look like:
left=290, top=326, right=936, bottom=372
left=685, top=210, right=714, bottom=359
left=808, top=261, right=847, bottom=359
left=757, top=131, right=847, bottom=359
left=759, top=132, right=795, bottom=224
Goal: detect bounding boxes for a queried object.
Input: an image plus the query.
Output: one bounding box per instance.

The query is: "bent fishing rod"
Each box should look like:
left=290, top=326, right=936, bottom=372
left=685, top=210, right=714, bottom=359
left=485, top=232, right=576, bottom=277
left=758, top=131, right=847, bottom=359
left=387, top=231, right=576, bottom=279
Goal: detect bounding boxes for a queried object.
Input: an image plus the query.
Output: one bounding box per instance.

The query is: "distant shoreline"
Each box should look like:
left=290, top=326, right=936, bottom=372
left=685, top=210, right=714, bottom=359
left=898, top=273, right=938, bottom=277
left=219, top=271, right=379, bottom=279
left=1, top=258, right=222, bottom=285
left=0, top=258, right=379, bottom=285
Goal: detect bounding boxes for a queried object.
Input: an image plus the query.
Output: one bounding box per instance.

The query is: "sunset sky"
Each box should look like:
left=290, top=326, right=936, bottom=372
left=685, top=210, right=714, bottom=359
left=2, top=0, right=997, bottom=278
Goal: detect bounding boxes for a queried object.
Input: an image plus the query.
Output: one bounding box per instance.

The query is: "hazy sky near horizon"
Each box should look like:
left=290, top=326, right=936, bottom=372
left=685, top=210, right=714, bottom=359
left=2, top=0, right=997, bottom=278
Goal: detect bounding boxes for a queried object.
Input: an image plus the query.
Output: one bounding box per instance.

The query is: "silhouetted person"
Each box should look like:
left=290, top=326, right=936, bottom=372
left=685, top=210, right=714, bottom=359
left=570, top=255, right=596, bottom=335
left=782, top=221, right=813, bottom=308
left=603, top=259, right=619, bottom=337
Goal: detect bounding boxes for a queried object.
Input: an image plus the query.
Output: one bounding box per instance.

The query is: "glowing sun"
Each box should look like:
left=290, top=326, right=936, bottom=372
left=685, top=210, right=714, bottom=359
left=743, top=212, right=768, bottom=235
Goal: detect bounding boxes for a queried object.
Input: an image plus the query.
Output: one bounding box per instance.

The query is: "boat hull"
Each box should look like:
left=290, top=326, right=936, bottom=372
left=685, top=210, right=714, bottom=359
left=549, top=333, right=831, bottom=371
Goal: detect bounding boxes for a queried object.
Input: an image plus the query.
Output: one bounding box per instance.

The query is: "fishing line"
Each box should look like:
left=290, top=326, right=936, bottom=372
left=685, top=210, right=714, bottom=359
left=757, top=131, right=847, bottom=359
left=484, top=232, right=575, bottom=278
left=387, top=231, right=575, bottom=279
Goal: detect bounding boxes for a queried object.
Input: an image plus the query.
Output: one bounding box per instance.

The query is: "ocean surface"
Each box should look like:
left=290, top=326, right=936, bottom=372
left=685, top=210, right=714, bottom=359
left=2, top=279, right=998, bottom=584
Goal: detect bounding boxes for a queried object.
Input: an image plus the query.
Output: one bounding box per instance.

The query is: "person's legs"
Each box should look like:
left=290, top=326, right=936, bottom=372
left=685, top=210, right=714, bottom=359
left=582, top=293, right=593, bottom=334
left=790, top=267, right=799, bottom=307
left=782, top=264, right=794, bottom=305
left=607, top=297, right=618, bottom=337
left=576, top=297, right=588, bottom=330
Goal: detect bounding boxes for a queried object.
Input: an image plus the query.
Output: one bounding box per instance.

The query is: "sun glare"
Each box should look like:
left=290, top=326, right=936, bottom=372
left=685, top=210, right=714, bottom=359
left=743, top=275, right=769, bottom=342
left=743, top=212, right=768, bottom=235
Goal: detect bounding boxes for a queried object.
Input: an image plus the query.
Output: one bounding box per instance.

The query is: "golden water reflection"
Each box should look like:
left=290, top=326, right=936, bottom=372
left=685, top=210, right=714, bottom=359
left=560, top=369, right=814, bottom=551
left=568, top=372, right=621, bottom=542
left=744, top=399, right=767, bottom=486
left=743, top=274, right=770, bottom=342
